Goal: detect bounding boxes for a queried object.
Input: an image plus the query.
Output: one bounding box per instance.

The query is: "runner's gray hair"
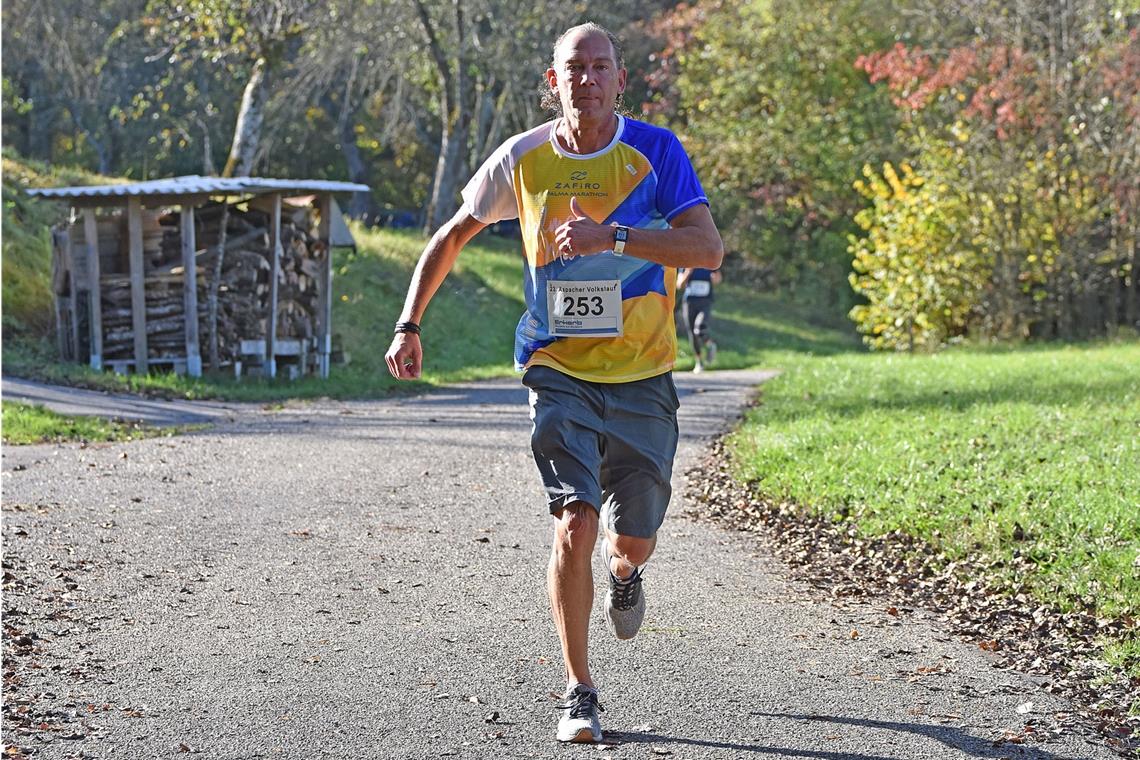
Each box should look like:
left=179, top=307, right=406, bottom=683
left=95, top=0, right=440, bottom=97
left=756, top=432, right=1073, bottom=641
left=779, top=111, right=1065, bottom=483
left=539, top=22, right=626, bottom=116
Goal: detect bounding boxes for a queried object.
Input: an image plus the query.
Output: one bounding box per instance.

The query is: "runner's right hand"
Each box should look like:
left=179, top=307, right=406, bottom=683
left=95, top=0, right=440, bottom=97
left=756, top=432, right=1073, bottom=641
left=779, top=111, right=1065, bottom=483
left=385, top=333, right=422, bottom=380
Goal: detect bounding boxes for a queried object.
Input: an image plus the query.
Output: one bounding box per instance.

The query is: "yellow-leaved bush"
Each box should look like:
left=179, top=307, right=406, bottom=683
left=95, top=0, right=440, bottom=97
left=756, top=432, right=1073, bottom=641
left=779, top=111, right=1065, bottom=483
left=847, top=155, right=990, bottom=350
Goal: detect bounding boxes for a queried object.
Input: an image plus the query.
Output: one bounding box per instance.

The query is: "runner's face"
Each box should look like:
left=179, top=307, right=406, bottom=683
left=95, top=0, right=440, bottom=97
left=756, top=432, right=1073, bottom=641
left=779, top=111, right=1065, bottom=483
left=546, top=31, right=626, bottom=125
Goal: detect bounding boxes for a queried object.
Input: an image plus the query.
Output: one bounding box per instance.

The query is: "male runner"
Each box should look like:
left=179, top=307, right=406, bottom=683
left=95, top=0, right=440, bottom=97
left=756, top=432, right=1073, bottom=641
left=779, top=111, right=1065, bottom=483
left=384, top=22, right=722, bottom=743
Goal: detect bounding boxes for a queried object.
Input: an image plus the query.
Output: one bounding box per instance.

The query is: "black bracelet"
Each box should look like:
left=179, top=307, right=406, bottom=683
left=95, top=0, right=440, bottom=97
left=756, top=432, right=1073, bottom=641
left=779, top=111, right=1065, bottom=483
left=394, top=321, right=421, bottom=336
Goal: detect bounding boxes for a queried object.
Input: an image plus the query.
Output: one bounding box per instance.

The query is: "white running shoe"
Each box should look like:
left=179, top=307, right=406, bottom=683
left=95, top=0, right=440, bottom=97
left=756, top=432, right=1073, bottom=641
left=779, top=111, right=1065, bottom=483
left=600, top=537, right=646, bottom=640
left=556, top=683, right=603, bottom=743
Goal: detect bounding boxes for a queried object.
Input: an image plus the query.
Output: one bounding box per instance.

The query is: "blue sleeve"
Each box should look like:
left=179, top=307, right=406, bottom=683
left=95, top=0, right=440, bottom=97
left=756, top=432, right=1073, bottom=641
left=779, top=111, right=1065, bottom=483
left=655, top=134, right=709, bottom=222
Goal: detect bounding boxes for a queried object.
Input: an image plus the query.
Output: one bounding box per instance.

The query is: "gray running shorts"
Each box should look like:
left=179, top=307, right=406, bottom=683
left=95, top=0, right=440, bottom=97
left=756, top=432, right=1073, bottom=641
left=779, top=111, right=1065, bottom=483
left=522, top=365, right=680, bottom=539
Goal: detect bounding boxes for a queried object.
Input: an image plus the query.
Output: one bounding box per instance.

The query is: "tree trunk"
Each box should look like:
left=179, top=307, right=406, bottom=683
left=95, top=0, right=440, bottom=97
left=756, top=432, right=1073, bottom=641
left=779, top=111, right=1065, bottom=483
left=415, top=0, right=473, bottom=234
left=340, top=125, right=375, bottom=220
left=196, top=117, right=218, bottom=175
left=223, top=57, right=269, bottom=178
left=328, top=75, right=377, bottom=221
left=26, top=75, right=54, bottom=161
left=425, top=112, right=471, bottom=232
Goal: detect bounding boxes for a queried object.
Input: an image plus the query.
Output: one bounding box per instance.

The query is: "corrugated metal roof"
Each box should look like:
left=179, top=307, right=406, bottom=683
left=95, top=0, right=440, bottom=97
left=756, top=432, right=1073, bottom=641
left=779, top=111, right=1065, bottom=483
left=27, top=175, right=370, bottom=200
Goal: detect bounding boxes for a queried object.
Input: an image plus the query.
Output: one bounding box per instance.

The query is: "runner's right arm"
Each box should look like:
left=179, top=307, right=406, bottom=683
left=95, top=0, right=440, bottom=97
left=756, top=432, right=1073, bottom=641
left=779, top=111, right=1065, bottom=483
left=385, top=209, right=488, bottom=380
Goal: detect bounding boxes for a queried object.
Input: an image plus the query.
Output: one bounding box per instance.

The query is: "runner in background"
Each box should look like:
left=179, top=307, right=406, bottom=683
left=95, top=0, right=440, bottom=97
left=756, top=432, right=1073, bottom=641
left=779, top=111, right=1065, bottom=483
left=677, top=267, right=722, bottom=372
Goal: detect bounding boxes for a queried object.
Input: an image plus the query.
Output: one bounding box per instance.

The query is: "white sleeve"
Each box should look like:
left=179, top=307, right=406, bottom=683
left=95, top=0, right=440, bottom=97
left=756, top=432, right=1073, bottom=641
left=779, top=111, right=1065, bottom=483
left=460, top=142, right=518, bottom=223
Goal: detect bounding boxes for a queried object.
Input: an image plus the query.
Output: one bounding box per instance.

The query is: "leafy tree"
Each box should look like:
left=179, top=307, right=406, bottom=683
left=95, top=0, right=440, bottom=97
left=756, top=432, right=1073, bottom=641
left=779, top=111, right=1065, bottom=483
left=849, top=139, right=988, bottom=350
left=651, top=0, right=901, bottom=315
left=2, top=0, right=153, bottom=174
left=855, top=1, right=1139, bottom=341
left=144, top=0, right=317, bottom=177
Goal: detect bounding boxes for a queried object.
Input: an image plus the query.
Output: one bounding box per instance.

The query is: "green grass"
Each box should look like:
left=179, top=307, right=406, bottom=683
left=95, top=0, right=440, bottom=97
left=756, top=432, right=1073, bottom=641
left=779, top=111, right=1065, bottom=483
left=674, top=281, right=859, bottom=371
left=2, top=151, right=124, bottom=337
left=1102, top=635, right=1140, bottom=684
left=728, top=342, right=1140, bottom=622
left=1, top=401, right=175, bottom=444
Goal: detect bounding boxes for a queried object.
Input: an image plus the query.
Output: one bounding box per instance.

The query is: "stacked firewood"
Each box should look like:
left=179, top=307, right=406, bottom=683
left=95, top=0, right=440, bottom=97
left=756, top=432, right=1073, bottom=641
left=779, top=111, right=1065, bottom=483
left=98, top=200, right=325, bottom=366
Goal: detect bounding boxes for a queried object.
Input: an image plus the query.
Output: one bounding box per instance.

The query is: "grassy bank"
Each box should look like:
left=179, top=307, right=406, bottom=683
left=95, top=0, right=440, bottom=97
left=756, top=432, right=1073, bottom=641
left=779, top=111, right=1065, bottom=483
left=727, top=341, right=1140, bottom=672
left=2, top=152, right=123, bottom=339
left=0, top=401, right=176, bottom=444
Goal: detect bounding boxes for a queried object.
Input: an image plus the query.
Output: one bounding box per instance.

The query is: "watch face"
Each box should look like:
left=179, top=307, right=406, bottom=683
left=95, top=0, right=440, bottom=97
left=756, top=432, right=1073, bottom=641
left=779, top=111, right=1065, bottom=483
left=615, top=227, right=628, bottom=242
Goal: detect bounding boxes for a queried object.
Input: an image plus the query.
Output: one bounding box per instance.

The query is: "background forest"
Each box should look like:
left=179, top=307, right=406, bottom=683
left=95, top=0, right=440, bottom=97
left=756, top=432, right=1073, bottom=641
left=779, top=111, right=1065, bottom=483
left=3, top=0, right=1138, bottom=346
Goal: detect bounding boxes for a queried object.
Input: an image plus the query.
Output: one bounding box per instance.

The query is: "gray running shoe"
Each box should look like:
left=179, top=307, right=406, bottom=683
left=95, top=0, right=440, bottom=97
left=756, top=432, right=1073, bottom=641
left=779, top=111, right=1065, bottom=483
left=556, top=684, right=603, bottom=743
left=601, top=538, right=646, bottom=640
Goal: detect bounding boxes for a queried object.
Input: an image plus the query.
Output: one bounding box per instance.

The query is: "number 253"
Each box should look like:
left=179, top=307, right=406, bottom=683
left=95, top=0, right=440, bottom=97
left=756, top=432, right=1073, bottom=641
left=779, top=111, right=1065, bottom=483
left=562, top=295, right=604, bottom=317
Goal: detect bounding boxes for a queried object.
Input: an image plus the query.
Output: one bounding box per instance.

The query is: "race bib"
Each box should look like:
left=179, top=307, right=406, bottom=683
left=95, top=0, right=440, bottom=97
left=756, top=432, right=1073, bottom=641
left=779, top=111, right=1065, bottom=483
left=546, top=279, right=623, bottom=337
left=686, top=280, right=711, bottom=298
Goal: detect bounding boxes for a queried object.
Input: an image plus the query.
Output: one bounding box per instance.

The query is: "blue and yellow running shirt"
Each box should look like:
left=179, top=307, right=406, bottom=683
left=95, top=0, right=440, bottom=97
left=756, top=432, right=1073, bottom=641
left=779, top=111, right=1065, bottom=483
left=461, top=115, right=709, bottom=384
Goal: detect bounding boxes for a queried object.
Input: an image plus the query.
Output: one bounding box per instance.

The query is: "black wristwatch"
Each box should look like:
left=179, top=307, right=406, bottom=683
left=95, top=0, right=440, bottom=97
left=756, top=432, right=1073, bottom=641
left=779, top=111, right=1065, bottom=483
left=613, top=225, right=630, bottom=256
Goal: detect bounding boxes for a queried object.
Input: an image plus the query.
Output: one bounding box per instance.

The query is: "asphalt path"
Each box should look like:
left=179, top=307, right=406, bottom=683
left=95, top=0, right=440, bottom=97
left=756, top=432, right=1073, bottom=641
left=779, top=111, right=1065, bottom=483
left=1, top=370, right=1117, bottom=759
left=2, top=377, right=242, bottom=427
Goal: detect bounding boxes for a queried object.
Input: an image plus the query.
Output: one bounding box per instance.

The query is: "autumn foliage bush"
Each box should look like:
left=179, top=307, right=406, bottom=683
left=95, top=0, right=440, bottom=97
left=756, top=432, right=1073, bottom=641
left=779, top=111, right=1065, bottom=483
left=848, top=154, right=988, bottom=350
left=849, top=11, right=1139, bottom=348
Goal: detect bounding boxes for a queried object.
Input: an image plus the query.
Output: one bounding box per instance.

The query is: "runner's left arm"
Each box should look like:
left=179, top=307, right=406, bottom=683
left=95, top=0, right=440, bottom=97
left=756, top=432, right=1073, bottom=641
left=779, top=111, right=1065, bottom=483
left=555, top=201, right=723, bottom=271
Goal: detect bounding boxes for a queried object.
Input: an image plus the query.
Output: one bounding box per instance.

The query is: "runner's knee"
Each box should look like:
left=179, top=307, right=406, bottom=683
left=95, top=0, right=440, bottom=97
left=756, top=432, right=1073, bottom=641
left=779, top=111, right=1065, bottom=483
left=553, top=501, right=598, bottom=557
left=608, top=533, right=655, bottom=567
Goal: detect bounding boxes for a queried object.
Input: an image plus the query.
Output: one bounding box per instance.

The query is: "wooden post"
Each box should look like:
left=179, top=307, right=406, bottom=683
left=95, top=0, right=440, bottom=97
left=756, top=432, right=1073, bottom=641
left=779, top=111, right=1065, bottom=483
left=127, top=196, right=148, bottom=374
left=266, top=193, right=282, bottom=379
left=83, top=210, right=103, bottom=370
left=318, top=193, right=333, bottom=378
left=51, top=228, right=73, bottom=361
left=181, top=205, right=202, bottom=377
left=62, top=225, right=81, bottom=362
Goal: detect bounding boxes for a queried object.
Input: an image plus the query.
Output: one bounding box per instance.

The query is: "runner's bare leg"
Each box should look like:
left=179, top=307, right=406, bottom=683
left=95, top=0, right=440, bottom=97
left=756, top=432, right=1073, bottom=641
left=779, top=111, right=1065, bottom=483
left=549, top=502, right=598, bottom=688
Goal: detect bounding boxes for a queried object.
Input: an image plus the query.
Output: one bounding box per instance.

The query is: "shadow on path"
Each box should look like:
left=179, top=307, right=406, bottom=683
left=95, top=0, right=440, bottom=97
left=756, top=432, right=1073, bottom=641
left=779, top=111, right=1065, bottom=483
left=609, top=712, right=1075, bottom=759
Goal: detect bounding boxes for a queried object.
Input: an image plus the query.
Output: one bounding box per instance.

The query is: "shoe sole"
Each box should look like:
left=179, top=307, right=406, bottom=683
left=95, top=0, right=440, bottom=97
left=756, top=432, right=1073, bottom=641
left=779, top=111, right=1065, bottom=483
left=558, top=727, right=601, bottom=743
